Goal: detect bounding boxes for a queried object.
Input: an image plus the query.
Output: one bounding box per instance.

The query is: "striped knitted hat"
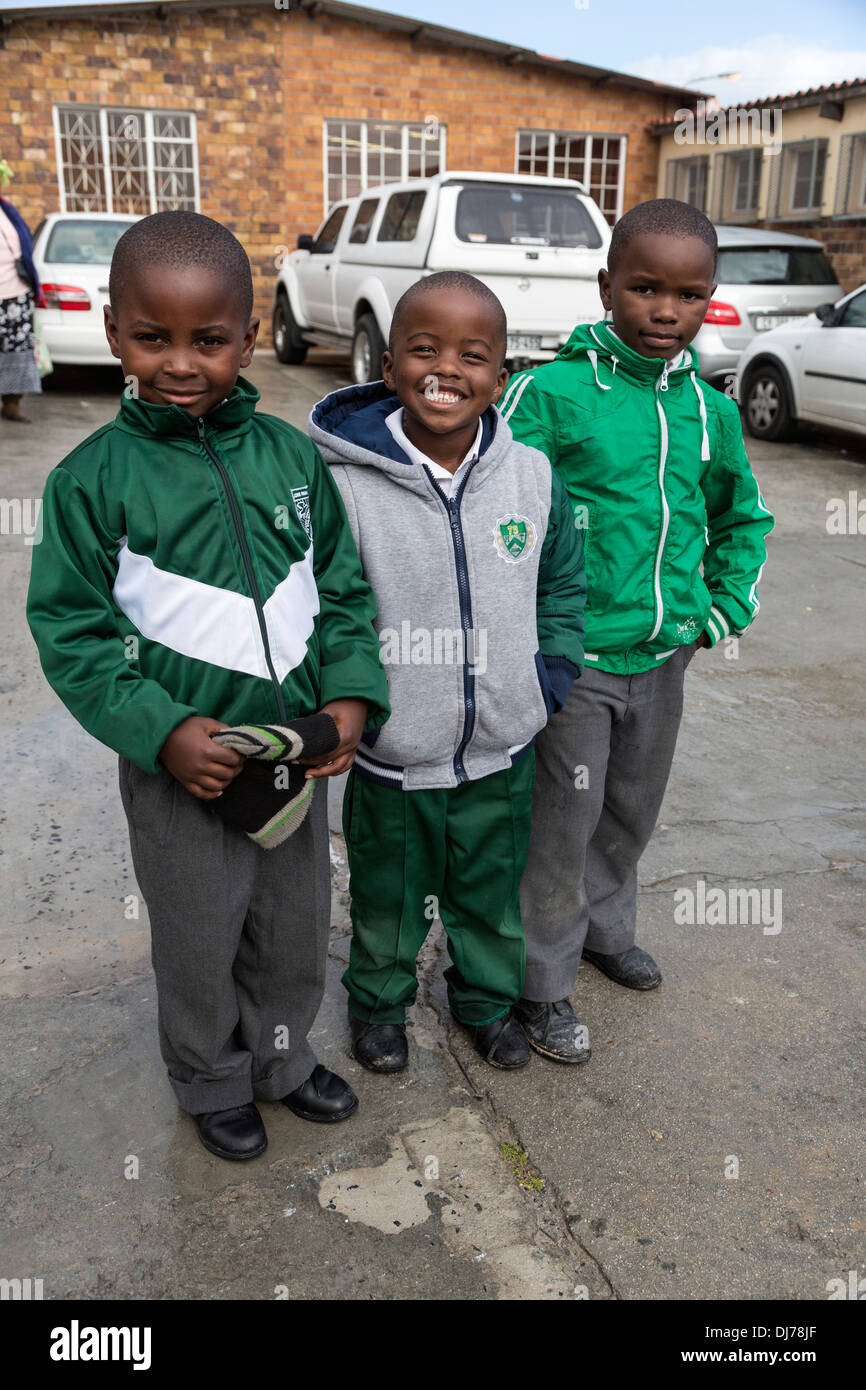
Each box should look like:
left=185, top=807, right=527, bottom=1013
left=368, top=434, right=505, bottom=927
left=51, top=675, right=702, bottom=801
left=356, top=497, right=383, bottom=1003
left=210, top=714, right=339, bottom=849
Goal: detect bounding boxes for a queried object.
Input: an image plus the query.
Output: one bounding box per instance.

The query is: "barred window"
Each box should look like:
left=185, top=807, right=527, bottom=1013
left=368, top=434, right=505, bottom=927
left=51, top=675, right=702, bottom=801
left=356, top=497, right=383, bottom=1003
left=516, top=130, right=625, bottom=223
left=835, top=132, right=866, bottom=217
left=665, top=156, right=710, bottom=212
left=324, top=120, right=445, bottom=210
left=53, top=106, right=198, bottom=214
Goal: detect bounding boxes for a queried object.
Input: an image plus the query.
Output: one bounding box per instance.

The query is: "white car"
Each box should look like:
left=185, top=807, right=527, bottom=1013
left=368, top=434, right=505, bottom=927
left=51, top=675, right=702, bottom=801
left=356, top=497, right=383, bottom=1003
left=273, top=171, right=611, bottom=384
left=694, top=226, right=841, bottom=387
left=736, top=284, right=866, bottom=441
left=32, top=212, right=140, bottom=365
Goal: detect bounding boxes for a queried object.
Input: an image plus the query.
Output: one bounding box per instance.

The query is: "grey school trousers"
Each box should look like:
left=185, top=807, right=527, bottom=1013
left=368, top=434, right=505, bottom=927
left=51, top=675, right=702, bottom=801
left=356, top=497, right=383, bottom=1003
left=519, top=643, right=696, bottom=1001
left=119, top=756, right=331, bottom=1114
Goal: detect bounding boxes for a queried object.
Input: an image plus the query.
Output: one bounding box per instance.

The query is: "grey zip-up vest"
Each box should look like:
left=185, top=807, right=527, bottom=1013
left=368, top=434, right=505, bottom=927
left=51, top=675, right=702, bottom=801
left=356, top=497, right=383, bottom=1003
left=309, top=386, right=564, bottom=791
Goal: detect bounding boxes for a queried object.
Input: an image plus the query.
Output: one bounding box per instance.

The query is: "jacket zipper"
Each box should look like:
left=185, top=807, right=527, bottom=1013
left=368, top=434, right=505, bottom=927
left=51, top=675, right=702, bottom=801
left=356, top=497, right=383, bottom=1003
left=195, top=415, right=287, bottom=723
left=647, top=360, right=671, bottom=643
left=423, top=463, right=476, bottom=784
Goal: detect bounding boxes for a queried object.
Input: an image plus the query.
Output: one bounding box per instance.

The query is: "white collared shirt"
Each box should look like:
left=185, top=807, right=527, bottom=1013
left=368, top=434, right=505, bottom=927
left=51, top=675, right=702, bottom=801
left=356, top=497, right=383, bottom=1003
left=384, top=407, right=483, bottom=498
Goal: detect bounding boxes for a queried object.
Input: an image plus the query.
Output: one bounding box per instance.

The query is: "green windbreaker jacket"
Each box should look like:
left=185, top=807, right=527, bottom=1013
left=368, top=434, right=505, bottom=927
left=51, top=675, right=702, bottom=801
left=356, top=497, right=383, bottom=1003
left=499, top=321, right=774, bottom=674
left=27, top=375, right=390, bottom=773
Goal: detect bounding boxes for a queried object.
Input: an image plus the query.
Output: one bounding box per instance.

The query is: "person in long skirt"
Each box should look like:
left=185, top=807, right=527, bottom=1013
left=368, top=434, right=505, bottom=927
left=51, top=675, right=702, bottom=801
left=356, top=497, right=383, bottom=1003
left=0, top=161, right=43, bottom=424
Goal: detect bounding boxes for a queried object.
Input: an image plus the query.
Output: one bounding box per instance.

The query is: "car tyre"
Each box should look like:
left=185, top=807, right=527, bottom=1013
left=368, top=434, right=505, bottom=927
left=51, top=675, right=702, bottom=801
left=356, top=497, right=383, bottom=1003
left=743, top=362, right=795, bottom=442
left=352, top=313, right=386, bottom=385
left=273, top=293, right=308, bottom=365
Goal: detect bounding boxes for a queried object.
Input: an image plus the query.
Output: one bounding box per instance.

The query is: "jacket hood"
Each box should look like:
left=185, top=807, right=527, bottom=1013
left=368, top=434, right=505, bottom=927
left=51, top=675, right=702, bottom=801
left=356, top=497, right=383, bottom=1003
left=555, top=321, right=710, bottom=461
left=309, top=380, right=501, bottom=481
left=114, top=373, right=260, bottom=439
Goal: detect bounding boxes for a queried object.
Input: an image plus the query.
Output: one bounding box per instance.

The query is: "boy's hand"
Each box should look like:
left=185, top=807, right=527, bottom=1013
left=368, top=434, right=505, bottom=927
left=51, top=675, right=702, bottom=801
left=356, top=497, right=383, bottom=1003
left=695, top=632, right=711, bottom=649
left=159, top=716, right=245, bottom=799
left=301, top=699, right=369, bottom=779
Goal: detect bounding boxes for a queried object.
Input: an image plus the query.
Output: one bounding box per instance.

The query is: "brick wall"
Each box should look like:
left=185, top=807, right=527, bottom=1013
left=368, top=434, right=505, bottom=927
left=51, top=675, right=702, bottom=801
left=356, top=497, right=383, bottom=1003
left=0, top=4, right=682, bottom=344
left=756, top=218, right=866, bottom=295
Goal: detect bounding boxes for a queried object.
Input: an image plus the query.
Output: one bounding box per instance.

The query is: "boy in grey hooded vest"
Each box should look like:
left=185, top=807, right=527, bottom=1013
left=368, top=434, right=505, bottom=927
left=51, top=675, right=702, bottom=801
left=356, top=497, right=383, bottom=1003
left=309, top=273, right=585, bottom=1071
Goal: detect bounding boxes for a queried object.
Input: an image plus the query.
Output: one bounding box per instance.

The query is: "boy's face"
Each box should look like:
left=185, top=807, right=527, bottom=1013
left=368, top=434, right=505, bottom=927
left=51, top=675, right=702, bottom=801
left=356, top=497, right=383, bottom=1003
left=104, top=266, right=259, bottom=418
left=382, top=288, right=508, bottom=461
left=598, top=233, right=716, bottom=361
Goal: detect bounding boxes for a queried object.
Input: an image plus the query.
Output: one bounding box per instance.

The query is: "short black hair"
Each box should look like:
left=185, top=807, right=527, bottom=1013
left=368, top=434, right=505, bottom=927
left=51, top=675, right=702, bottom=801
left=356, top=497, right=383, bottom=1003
left=389, top=271, right=507, bottom=362
left=109, top=211, right=254, bottom=321
left=607, top=199, right=717, bottom=277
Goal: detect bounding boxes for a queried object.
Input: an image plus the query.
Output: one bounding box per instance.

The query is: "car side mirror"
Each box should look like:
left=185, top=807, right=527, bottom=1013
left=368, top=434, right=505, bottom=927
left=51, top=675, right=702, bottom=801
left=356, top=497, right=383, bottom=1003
left=297, top=234, right=314, bottom=252
left=815, top=302, right=837, bottom=325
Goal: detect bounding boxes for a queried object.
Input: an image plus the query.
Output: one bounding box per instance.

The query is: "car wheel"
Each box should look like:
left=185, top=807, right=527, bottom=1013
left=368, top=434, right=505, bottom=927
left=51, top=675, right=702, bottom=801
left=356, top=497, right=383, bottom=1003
left=743, top=363, right=794, bottom=441
left=352, top=313, right=385, bottom=385
left=273, top=293, right=308, bottom=365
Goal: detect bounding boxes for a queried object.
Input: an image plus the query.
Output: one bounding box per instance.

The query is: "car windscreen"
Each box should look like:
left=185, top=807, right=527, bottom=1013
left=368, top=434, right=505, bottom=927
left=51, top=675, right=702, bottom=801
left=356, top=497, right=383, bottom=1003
left=43, top=220, right=134, bottom=264
left=454, top=185, right=602, bottom=249
left=716, top=247, right=837, bottom=286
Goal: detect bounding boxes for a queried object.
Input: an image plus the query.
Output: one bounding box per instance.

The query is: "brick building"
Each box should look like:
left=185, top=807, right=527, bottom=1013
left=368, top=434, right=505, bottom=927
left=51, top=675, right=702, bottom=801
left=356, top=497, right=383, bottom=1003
left=0, top=0, right=701, bottom=343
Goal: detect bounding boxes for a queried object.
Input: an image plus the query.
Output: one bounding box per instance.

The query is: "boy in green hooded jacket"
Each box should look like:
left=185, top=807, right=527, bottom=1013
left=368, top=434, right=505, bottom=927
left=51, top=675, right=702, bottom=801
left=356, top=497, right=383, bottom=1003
left=500, top=199, right=774, bottom=1062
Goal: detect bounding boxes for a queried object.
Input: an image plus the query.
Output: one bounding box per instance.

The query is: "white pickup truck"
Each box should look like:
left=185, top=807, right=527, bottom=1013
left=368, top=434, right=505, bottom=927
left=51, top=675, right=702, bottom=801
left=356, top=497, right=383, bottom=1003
left=272, top=170, right=611, bottom=383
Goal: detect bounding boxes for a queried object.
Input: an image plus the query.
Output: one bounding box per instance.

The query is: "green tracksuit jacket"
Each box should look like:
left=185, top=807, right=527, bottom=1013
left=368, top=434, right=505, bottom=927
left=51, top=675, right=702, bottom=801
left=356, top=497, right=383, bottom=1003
left=499, top=321, right=774, bottom=674
left=27, top=375, right=390, bottom=773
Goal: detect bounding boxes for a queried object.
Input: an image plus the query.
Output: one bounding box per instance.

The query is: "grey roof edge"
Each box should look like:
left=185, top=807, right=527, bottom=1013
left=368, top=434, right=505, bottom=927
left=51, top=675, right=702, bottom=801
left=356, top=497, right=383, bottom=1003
left=0, top=0, right=709, bottom=102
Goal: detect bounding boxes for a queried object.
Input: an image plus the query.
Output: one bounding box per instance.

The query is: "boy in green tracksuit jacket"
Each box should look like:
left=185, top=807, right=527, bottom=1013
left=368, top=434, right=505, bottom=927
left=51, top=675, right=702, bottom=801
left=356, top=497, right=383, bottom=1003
left=499, top=199, right=774, bottom=1062
left=27, top=212, right=390, bottom=1160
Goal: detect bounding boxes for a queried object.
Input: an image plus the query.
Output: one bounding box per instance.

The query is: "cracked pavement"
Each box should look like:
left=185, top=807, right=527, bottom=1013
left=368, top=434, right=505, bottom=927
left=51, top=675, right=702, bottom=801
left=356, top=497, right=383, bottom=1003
left=0, top=353, right=863, bottom=1300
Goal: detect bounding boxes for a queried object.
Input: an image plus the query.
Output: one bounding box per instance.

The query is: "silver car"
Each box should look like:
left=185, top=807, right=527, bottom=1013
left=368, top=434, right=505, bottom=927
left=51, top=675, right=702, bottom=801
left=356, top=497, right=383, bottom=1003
left=695, top=226, right=841, bottom=386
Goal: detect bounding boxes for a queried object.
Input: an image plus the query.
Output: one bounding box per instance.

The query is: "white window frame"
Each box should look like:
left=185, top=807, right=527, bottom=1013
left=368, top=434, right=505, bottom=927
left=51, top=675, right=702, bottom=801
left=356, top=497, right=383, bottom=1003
left=733, top=148, right=761, bottom=212
left=785, top=140, right=826, bottom=215
left=713, top=147, right=762, bottom=221
left=666, top=155, right=710, bottom=212
left=322, top=120, right=446, bottom=213
left=52, top=105, right=200, bottom=214
left=514, top=129, right=627, bottom=223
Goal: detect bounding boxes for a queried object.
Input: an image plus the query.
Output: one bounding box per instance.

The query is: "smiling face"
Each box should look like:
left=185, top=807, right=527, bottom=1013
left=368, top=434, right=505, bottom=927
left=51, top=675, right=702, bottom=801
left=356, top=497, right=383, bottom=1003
left=598, top=232, right=716, bottom=360
left=382, top=286, right=509, bottom=471
left=104, top=265, right=259, bottom=417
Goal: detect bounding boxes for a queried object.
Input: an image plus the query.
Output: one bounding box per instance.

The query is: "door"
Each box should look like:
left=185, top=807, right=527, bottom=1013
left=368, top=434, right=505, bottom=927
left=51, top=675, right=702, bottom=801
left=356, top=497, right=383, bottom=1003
left=295, top=204, right=348, bottom=330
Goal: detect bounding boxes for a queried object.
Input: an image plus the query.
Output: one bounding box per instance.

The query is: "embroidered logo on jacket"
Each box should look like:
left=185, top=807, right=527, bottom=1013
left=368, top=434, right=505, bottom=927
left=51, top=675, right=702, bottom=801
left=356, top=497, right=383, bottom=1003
left=291, top=486, right=312, bottom=539
left=494, top=515, right=537, bottom=563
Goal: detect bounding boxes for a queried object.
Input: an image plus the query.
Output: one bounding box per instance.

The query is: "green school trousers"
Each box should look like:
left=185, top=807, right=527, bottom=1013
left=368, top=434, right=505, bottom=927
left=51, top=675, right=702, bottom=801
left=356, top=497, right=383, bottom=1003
left=341, top=753, right=535, bottom=1026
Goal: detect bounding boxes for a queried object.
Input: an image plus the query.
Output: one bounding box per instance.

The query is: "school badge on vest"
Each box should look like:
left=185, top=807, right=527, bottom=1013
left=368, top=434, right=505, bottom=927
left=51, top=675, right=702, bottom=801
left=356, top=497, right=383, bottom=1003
left=494, top=515, right=537, bottom=563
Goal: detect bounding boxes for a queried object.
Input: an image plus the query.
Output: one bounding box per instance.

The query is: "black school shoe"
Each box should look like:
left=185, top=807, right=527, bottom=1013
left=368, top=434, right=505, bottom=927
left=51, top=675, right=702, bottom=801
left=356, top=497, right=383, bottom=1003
left=514, top=997, right=592, bottom=1064
left=349, top=1015, right=409, bottom=1074
left=193, top=1103, right=268, bottom=1161
left=282, top=1064, right=359, bottom=1123
left=458, top=1010, right=531, bottom=1069
left=582, top=945, right=662, bottom=990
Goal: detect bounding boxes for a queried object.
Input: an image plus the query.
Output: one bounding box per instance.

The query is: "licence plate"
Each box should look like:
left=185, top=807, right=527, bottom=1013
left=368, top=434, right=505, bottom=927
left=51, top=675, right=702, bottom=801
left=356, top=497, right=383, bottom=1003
left=507, top=334, right=542, bottom=352
left=753, top=314, right=801, bottom=331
